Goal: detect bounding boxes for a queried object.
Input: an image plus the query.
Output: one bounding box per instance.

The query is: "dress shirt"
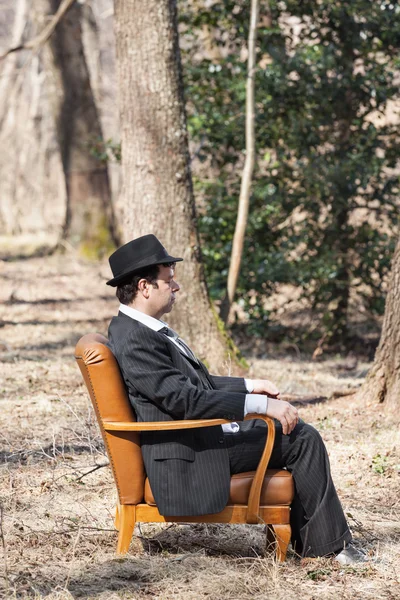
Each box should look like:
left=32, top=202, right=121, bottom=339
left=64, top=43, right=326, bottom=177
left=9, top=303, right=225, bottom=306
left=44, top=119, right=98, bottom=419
left=118, top=304, right=268, bottom=432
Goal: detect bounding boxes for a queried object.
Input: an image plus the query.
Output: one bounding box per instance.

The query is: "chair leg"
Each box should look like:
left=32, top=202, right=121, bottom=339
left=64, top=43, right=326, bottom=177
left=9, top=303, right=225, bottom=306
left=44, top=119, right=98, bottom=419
left=116, top=505, right=136, bottom=554
left=271, top=524, right=291, bottom=562
left=114, top=504, right=120, bottom=530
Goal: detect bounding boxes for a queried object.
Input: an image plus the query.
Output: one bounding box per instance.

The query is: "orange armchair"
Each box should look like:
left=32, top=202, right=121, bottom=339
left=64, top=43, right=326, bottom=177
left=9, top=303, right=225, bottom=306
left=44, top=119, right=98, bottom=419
left=75, top=334, right=294, bottom=561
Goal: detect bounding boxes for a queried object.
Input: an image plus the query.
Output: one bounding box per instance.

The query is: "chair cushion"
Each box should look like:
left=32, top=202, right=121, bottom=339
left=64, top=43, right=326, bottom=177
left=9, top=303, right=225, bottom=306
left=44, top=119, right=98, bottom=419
left=144, top=469, right=294, bottom=507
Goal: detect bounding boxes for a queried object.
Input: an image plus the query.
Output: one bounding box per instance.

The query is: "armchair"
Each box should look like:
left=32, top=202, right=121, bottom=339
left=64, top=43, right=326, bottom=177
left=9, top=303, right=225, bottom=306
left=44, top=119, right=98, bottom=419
left=75, top=334, right=294, bottom=561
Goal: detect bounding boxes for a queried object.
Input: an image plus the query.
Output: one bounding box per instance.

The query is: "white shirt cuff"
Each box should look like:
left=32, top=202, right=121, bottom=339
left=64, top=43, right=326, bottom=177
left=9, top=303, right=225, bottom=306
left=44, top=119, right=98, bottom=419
left=244, top=393, right=268, bottom=416
left=244, top=378, right=254, bottom=393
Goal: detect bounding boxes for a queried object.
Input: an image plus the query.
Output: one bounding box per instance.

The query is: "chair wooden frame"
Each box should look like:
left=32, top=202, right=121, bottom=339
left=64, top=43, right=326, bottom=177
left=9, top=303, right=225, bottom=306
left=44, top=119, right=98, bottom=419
left=75, top=334, right=293, bottom=561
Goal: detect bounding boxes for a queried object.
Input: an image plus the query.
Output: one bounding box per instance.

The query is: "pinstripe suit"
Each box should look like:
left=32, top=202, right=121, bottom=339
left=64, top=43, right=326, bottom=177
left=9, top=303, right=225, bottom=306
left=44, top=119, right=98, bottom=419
left=108, top=311, right=248, bottom=516
left=108, top=311, right=352, bottom=556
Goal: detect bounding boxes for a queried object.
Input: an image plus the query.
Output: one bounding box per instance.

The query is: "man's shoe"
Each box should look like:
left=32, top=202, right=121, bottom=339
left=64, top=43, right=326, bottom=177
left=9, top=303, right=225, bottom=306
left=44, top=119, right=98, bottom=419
left=334, top=542, right=367, bottom=565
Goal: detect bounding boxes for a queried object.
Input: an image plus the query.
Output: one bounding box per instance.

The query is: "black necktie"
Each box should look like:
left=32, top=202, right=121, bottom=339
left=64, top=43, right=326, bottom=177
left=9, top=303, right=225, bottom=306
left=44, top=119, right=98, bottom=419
left=161, top=327, right=199, bottom=364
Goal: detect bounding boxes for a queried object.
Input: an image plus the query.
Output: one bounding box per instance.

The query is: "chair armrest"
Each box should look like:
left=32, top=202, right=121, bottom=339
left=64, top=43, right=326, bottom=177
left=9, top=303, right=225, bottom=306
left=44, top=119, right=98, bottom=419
left=103, top=413, right=275, bottom=524
left=243, top=414, right=275, bottom=524
left=103, top=418, right=229, bottom=431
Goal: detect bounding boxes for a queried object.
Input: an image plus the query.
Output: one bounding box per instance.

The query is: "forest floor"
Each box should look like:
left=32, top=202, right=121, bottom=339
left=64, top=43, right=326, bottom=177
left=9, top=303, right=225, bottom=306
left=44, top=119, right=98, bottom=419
left=0, top=250, right=399, bottom=600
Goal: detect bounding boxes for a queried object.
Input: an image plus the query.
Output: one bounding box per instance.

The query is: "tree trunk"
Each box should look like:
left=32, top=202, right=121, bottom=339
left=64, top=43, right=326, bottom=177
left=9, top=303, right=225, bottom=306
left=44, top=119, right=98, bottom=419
left=46, top=0, right=119, bottom=253
left=113, top=0, right=241, bottom=372
left=327, top=85, right=356, bottom=344
left=0, top=0, right=66, bottom=239
left=359, top=238, right=400, bottom=409
left=220, top=0, right=259, bottom=324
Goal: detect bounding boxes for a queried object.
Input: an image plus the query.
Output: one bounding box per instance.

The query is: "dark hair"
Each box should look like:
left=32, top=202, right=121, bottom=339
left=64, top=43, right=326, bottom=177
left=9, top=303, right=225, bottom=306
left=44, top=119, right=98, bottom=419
left=116, top=262, right=175, bottom=305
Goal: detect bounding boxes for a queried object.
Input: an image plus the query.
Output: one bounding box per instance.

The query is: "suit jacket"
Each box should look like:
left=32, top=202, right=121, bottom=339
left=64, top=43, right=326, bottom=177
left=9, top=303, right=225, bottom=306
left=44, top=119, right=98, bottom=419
left=107, top=311, right=247, bottom=516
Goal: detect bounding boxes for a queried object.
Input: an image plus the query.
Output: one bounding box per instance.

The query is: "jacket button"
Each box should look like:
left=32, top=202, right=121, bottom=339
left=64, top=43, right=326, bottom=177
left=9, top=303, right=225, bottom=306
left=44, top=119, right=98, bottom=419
left=218, top=438, right=224, bottom=444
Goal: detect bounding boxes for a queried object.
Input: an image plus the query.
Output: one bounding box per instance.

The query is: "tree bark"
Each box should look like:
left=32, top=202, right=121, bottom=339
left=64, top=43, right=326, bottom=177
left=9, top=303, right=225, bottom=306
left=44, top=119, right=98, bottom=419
left=359, top=238, right=400, bottom=409
left=113, top=0, right=241, bottom=372
left=0, top=0, right=66, bottom=238
left=48, top=0, right=120, bottom=252
left=220, top=0, right=259, bottom=324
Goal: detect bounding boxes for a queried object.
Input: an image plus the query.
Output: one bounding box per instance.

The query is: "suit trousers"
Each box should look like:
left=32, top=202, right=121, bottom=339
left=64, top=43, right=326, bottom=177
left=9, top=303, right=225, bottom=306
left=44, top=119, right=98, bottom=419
left=224, top=419, right=352, bottom=557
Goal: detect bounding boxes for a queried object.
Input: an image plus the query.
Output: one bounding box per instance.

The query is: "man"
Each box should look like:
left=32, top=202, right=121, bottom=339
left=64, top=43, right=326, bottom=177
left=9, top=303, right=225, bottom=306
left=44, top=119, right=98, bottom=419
left=107, top=234, right=365, bottom=563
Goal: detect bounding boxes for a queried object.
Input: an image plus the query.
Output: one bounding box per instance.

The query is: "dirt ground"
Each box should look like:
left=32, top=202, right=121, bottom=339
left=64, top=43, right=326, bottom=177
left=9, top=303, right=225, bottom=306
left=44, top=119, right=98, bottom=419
left=0, top=251, right=399, bottom=600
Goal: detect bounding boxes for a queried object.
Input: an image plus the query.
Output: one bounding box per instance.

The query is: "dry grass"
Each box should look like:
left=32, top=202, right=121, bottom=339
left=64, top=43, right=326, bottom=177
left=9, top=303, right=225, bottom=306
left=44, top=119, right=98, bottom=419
left=0, top=251, right=399, bottom=599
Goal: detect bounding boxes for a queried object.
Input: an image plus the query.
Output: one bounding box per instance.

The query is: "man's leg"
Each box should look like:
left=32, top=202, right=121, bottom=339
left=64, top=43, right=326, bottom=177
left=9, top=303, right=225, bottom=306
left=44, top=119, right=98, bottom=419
left=225, top=419, right=352, bottom=557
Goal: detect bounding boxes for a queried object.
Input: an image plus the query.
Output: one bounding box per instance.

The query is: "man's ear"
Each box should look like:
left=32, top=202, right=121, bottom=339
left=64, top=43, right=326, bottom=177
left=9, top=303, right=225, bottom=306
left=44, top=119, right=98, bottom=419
left=137, top=278, right=150, bottom=299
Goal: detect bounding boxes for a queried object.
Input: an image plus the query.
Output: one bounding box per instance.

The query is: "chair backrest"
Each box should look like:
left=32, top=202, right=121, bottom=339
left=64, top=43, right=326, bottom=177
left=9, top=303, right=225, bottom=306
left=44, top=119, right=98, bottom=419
left=75, top=333, right=145, bottom=505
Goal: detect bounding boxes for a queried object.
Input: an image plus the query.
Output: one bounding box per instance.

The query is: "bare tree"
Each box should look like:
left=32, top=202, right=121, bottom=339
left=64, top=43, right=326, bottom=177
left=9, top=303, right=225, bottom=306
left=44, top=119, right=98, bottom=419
left=0, top=0, right=120, bottom=253
left=220, top=0, right=260, bottom=324
left=359, top=238, right=400, bottom=409
left=113, top=0, right=241, bottom=372
left=0, top=0, right=66, bottom=238
left=46, top=0, right=119, bottom=250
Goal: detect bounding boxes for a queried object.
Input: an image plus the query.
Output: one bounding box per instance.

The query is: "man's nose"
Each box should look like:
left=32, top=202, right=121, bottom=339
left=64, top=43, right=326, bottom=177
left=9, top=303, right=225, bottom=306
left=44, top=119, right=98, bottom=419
left=173, top=280, right=180, bottom=292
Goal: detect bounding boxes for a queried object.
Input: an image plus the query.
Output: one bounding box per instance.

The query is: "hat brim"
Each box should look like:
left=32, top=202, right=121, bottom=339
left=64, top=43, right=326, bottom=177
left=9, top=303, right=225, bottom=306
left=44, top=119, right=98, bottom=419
left=106, top=256, right=183, bottom=287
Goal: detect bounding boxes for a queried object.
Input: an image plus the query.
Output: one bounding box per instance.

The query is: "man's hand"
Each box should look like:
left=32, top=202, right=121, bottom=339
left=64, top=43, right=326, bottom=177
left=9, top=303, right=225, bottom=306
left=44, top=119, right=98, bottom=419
left=266, top=398, right=299, bottom=435
left=251, top=379, right=281, bottom=398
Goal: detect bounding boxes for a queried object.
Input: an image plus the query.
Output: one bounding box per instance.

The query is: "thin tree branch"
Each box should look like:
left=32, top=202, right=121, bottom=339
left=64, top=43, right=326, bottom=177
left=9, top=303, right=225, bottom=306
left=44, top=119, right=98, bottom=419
left=220, top=0, right=260, bottom=323
left=0, top=0, right=76, bottom=60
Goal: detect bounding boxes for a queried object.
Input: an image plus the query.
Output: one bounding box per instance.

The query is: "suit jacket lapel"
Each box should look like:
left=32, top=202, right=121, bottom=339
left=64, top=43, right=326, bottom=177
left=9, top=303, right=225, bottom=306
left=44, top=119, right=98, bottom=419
left=162, top=335, right=214, bottom=389
left=161, top=333, right=200, bottom=369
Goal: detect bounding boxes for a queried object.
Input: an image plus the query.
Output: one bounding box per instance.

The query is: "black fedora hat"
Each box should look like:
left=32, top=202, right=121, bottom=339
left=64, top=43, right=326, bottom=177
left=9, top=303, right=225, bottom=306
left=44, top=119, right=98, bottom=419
left=107, top=234, right=183, bottom=287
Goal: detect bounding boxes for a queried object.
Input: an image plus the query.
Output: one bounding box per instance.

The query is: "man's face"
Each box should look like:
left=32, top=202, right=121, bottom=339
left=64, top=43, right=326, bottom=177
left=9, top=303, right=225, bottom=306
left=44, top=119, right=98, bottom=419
left=147, top=264, right=180, bottom=319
